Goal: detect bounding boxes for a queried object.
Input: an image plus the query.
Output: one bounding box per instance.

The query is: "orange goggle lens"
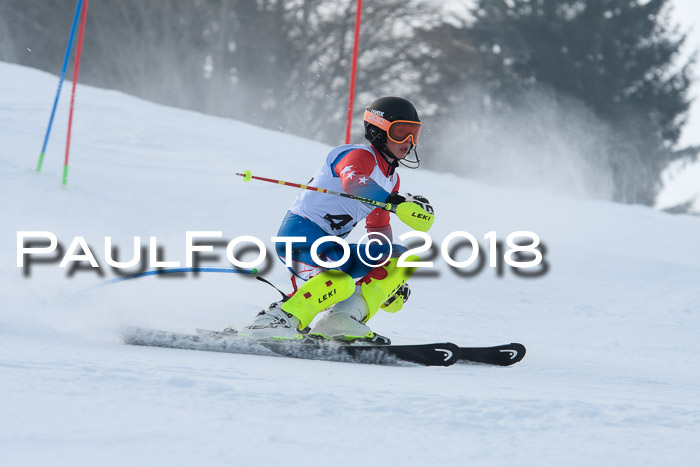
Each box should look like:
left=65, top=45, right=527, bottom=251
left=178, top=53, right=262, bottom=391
left=387, top=121, right=422, bottom=145
left=363, top=110, right=422, bottom=145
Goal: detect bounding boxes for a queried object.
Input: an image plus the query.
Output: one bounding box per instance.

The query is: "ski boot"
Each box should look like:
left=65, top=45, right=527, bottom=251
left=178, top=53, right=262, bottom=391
left=309, top=256, right=418, bottom=343
left=238, top=301, right=304, bottom=340
left=309, top=288, right=391, bottom=344
left=240, top=269, right=356, bottom=340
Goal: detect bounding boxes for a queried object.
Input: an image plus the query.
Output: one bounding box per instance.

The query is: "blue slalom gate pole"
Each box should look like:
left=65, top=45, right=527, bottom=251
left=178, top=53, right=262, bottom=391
left=36, top=0, right=84, bottom=173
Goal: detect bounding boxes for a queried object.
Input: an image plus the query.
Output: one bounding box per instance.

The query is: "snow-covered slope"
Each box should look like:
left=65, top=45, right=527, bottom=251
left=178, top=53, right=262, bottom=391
left=1, top=62, right=699, bottom=466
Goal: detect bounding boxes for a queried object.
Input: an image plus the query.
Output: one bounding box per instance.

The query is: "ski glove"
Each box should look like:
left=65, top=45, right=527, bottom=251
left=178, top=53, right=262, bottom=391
left=385, top=191, right=406, bottom=206
left=386, top=192, right=435, bottom=232
left=404, top=193, right=434, bottom=215
left=381, top=283, right=410, bottom=313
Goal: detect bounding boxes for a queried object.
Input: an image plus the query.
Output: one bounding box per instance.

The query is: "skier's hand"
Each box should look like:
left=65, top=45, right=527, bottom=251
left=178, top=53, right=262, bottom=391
left=387, top=192, right=435, bottom=232
left=404, top=193, right=434, bottom=215
left=386, top=192, right=434, bottom=213
left=381, top=283, right=411, bottom=313
left=385, top=191, right=406, bottom=206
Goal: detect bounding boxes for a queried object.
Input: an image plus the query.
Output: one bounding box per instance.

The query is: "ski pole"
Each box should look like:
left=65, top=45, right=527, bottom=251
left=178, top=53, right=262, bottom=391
left=236, top=170, right=397, bottom=212
left=101, top=266, right=258, bottom=285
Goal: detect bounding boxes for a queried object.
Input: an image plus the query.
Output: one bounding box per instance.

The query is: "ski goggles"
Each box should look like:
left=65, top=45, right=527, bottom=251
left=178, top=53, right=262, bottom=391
left=363, top=110, right=422, bottom=145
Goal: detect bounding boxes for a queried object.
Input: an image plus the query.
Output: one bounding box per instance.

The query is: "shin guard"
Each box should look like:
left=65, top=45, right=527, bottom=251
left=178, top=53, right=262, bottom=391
left=281, top=270, right=355, bottom=329
left=358, top=255, right=419, bottom=322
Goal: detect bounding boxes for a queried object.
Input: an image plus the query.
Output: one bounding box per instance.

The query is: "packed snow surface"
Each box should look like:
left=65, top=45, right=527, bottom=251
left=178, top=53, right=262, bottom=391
left=1, top=62, right=699, bottom=466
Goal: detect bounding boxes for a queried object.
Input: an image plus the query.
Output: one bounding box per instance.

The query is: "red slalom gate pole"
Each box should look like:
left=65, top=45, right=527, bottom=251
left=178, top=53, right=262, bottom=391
left=63, top=0, right=89, bottom=186
left=344, top=0, right=362, bottom=144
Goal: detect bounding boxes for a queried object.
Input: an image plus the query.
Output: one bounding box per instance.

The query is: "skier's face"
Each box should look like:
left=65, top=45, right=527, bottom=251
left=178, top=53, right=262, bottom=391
left=385, top=138, right=411, bottom=159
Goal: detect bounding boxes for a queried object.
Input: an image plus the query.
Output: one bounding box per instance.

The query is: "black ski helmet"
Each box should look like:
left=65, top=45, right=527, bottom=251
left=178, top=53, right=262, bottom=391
left=364, top=96, right=421, bottom=169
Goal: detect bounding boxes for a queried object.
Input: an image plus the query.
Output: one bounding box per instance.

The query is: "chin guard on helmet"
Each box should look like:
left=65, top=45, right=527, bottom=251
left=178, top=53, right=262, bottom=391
left=399, top=147, right=420, bottom=169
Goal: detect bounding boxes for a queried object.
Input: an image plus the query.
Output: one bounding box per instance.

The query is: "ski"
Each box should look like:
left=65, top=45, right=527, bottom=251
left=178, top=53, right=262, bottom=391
left=457, top=343, right=526, bottom=366
left=122, top=326, right=460, bottom=367
left=194, top=329, right=525, bottom=366
left=194, top=330, right=526, bottom=366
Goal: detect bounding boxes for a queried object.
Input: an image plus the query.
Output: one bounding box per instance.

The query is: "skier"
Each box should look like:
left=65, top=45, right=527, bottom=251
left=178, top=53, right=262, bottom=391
left=239, top=96, right=434, bottom=342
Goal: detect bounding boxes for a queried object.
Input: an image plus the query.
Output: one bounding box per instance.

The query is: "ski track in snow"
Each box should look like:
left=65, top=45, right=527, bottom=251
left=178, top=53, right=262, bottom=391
left=1, top=62, right=700, bottom=466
